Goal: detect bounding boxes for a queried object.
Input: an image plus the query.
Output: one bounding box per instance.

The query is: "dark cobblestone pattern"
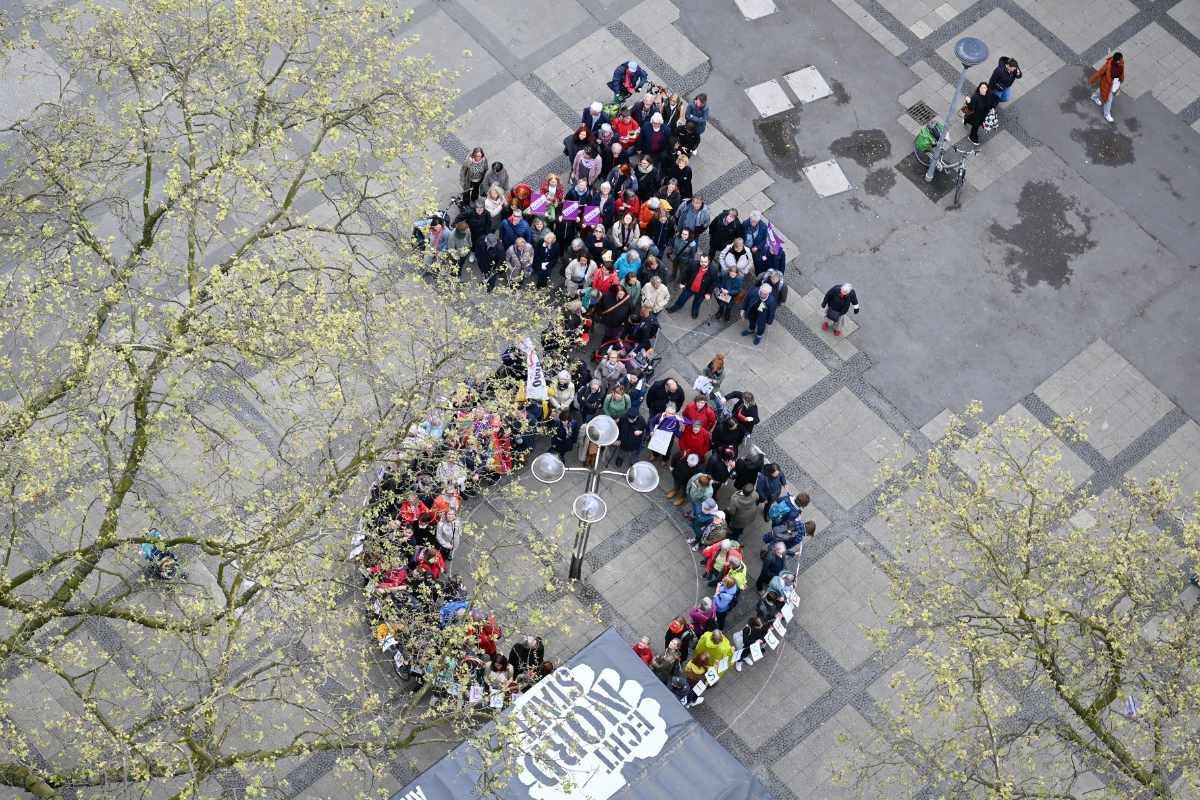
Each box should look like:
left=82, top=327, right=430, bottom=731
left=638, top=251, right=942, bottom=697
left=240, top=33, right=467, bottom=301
left=607, top=21, right=686, bottom=92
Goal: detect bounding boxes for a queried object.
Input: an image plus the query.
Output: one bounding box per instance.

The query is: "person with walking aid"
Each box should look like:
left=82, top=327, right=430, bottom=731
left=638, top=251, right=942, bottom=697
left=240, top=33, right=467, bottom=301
left=1089, top=52, right=1124, bottom=124
left=820, top=283, right=860, bottom=336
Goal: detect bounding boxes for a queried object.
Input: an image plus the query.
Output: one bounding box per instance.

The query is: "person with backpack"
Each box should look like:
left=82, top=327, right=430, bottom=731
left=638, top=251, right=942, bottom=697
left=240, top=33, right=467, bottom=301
left=755, top=463, right=787, bottom=521
left=767, top=490, right=809, bottom=528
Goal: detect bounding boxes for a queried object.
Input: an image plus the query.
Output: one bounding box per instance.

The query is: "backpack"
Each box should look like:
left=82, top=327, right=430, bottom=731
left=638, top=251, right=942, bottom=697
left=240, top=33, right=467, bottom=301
left=768, top=494, right=799, bottom=524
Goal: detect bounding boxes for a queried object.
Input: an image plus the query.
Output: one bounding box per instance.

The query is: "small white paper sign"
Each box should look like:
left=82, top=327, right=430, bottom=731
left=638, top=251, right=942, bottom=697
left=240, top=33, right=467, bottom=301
left=749, top=641, right=764, bottom=661
left=468, top=684, right=484, bottom=705
left=772, top=618, right=787, bottom=638
left=732, top=631, right=745, bottom=650
left=692, top=680, right=707, bottom=696
left=447, top=682, right=461, bottom=697
left=782, top=602, right=795, bottom=622
left=717, top=656, right=730, bottom=673
left=347, top=543, right=364, bottom=560
left=786, top=589, right=800, bottom=607
left=392, top=651, right=406, bottom=669
left=765, top=630, right=780, bottom=649
left=705, top=667, right=720, bottom=686
left=490, top=690, right=505, bottom=709
left=379, top=636, right=397, bottom=651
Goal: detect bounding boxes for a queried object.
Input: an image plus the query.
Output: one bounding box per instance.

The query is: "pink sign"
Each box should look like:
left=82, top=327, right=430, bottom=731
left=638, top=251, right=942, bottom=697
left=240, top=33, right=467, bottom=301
left=529, top=192, right=549, bottom=216
left=582, top=205, right=601, bottom=225
left=562, top=200, right=580, bottom=221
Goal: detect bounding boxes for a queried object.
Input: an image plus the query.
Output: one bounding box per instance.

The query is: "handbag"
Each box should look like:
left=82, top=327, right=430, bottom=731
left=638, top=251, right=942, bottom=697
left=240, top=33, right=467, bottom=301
left=959, top=101, right=971, bottom=117
left=982, top=107, right=999, bottom=133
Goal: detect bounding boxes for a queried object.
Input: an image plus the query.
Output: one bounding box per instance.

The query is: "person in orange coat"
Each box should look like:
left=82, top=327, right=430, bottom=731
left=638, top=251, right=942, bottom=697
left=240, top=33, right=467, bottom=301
left=1088, top=52, right=1124, bottom=124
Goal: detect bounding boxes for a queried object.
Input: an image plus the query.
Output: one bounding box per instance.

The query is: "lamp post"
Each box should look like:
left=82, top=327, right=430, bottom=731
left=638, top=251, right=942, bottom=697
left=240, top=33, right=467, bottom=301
left=530, top=415, right=660, bottom=580
left=925, top=36, right=988, bottom=183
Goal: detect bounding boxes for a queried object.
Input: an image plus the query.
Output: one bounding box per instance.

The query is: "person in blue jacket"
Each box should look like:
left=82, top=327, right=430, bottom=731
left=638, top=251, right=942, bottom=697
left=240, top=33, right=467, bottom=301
left=499, top=210, right=532, bottom=250
left=608, top=60, right=649, bottom=102
left=741, top=210, right=770, bottom=274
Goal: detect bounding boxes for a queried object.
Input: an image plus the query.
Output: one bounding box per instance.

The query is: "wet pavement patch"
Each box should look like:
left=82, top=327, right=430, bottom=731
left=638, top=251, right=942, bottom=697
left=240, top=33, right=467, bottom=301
left=1156, top=171, right=1183, bottom=200
left=847, top=196, right=869, bottom=213
left=864, top=167, right=896, bottom=196
left=830, top=79, right=850, bottom=106
left=1125, top=116, right=1140, bottom=133
left=830, top=129, right=891, bottom=169
left=753, top=108, right=807, bottom=181
left=1071, top=127, right=1135, bottom=166
left=1059, top=80, right=1098, bottom=121
left=989, top=180, right=1096, bottom=292
left=894, top=151, right=957, bottom=202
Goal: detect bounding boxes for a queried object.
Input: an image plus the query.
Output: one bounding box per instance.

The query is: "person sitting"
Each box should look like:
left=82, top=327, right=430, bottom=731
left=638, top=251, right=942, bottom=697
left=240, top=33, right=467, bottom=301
left=608, top=60, right=648, bottom=102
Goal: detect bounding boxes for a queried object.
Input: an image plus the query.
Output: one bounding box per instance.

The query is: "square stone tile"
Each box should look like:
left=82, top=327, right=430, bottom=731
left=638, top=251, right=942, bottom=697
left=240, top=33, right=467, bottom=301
left=523, top=594, right=608, bottom=663
left=746, top=79, right=794, bottom=117
left=794, top=540, right=894, bottom=669
left=919, top=408, right=956, bottom=442
left=691, top=121, right=748, bottom=195
left=778, top=389, right=914, bottom=508
left=952, top=404, right=1093, bottom=499
left=1128, top=421, right=1200, bottom=510
left=692, top=320, right=829, bottom=418
left=1036, top=340, right=1174, bottom=458
left=1105, top=23, right=1200, bottom=113
left=784, top=67, right=833, bottom=103
left=794, top=287, right=858, bottom=359
left=936, top=9, right=1064, bottom=102
left=403, top=10, right=503, bottom=96
left=622, top=0, right=708, bottom=75
left=1171, top=0, right=1200, bottom=31
left=1012, top=0, right=1137, bottom=53
left=735, top=0, right=778, bottom=19
left=452, top=82, right=570, bottom=185
left=458, top=0, right=589, bottom=55
left=705, top=643, right=830, bottom=748
left=534, top=28, right=663, bottom=120
left=965, top=129, right=1031, bottom=191
left=772, top=706, right=913, bottom=799
left=803, top=159, right=852, bottom=197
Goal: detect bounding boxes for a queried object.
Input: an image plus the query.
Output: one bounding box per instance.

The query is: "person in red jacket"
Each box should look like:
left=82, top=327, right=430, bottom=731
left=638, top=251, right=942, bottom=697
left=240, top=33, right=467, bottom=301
left=677, top=419, right=711, bottom=461
left=632, top=637, right=654, bottom=665
left=681, top=394, right=717, bottom=431
left=612, top=106, right=641, bottom=150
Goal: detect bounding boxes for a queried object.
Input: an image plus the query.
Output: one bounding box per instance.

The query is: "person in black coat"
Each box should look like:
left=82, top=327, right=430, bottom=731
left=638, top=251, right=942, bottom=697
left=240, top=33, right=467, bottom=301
left=712, top=416, right=746, bottom=453
left=707, top=208, right=741, bottom=259
left=740, top=284, right=779, bottom=345
left=667, top=254, right=717, bottom=318
left=733, top=451, right=765, bottom=490
left=963, top=81, right=999, bottom=145
left=550, top=410, right=578, bottom=457
left=672, top=122, right=701, bottom=159
left=703, top=447, right=736, bottom=493
left=575, top=377, right=606, bottom=421
left=988, top=56, right=1021, bottom=103
left=623, top=305, right=660, bottom=349
left=723, top=390, right=759, bottom=438
left=532, top=233, right=559, bottom=288
left=753, top=270, right=788, bottom=305
left=613, top=409, right=646, bottom=466
left=820, top=282, right=861, bottom=335
left=663, top=153, right=694, bottom=200
left=479, top=232, right=504, bottom=293
left=646, top=377, right=685, bottom=418
left=581, top=102, right=610, bottom=135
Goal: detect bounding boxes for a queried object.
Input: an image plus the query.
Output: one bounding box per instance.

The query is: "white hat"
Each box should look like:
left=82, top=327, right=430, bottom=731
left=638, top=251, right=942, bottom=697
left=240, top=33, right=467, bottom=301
left=840, top=283, right=853, bottom=294
left=749, top=210, right=761, bottom=221
left=628, top=60, right=638, bottom=70
left=557, top=370, right=571, bottom=381
left=591, top=101, right=603, bottom=113
left=647, top=197, right=660, bottom=208
left=651, top=112, right=663, bottom=125
left=686, top=453, right=700, bottom=467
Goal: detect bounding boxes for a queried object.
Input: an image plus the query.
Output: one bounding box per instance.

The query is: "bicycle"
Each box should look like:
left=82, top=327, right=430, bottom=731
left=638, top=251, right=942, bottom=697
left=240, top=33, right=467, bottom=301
left=139, top=528, right=188, bottom=581
left=914, top=124, right=979, bottom=207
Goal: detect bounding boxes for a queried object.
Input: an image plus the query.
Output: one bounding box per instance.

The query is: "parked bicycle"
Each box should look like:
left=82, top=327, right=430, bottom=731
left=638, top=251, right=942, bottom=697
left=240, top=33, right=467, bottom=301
left=914, top=122, right=978, bottom=207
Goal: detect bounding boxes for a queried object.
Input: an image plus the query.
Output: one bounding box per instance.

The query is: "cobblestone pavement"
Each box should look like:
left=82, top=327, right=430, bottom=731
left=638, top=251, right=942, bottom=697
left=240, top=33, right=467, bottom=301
left=3, top=0, right=1199, bottom=797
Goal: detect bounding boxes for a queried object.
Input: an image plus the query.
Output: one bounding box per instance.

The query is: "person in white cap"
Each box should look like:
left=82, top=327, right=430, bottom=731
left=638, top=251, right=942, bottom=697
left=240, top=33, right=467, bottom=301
left=581, top=100, right=609, bottom=134
left=608, top=59, right=648, bottom=102
left=820, top=282, right=861, bottom=336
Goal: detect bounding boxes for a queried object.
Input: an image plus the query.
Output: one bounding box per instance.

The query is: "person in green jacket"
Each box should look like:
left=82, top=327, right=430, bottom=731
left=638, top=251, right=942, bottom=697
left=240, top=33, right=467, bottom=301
left=603, top=384, right=631, bottom=418
left=693, top=628, right=733, bottom=672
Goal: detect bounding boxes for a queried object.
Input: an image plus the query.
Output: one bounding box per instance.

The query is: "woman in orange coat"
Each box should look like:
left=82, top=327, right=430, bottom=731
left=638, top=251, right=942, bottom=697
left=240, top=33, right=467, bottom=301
left=1088, top=52, right=1124, bottom=124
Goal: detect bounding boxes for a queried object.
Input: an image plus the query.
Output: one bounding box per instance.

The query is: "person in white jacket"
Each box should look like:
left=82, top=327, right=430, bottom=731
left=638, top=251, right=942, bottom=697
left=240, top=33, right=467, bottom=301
left=719, top=238, right=753, bottom=277
left=641, top=274, right=671, bottom=314
left=549, top=372, right=576, bottom=415
left=436, top=510, right=462, bottom=571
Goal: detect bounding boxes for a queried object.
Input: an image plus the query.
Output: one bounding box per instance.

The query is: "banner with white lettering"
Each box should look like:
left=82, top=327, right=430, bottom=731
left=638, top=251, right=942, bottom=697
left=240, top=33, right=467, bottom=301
left=524, top=344, right=548, bottom=401
left=391, top=628, right=772, bottom=800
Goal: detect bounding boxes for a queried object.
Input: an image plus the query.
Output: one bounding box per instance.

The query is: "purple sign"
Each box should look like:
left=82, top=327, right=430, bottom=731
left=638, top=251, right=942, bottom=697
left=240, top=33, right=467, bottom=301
left=582, top=205, right=601, bottom=225
left=562, top=200, right=580, bottom=221
left=529, top=192, right=549, bottom=216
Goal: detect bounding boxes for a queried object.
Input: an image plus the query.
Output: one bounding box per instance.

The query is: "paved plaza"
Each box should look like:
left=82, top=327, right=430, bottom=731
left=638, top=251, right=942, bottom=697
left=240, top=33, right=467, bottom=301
left=3, top=0, right=1200, bottom=796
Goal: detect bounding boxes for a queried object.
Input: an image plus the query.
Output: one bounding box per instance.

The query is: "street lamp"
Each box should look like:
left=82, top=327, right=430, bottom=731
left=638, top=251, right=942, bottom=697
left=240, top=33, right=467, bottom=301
left=529, top=415, right=660, bottom=580
left=925, top=36, right=988, bottom=183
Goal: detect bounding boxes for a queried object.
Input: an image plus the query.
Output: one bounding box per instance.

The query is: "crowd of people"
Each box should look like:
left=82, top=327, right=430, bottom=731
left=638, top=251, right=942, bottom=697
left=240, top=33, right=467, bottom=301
left=358, top=66, right=833, bottom=711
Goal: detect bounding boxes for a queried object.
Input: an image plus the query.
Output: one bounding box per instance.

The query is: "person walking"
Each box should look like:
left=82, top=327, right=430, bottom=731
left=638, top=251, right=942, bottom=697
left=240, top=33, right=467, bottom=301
left=820, top=282, right=861, bottom=336
left=460, top=147, right=489, bottom=205
left=667, top=254, right=716, bottom=318
left=740, top=284, right=778, bottom=345
left=1089, top=52, right=1124, bottom=124
left=988, top=56, right=1022, bottom=102
left=962, top=81, right=998, bottom=145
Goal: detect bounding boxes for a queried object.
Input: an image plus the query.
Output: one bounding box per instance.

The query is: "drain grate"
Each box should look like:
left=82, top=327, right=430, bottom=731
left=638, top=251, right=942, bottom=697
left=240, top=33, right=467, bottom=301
left=906, top=101, right=937, bottom=126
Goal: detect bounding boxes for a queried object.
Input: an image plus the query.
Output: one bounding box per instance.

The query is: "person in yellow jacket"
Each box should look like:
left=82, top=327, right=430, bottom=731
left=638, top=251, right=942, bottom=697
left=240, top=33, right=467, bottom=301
left=693, top=628, right=733, bottom=673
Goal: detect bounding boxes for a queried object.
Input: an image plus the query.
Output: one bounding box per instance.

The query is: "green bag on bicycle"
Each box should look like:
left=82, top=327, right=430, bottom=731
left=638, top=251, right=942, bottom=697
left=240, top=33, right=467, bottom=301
left=915, top=124, right=940, bottom=154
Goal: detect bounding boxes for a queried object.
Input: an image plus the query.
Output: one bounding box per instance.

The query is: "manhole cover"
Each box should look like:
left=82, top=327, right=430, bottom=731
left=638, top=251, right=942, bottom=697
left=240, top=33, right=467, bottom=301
left=907, top=101, right=937, bottom=126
